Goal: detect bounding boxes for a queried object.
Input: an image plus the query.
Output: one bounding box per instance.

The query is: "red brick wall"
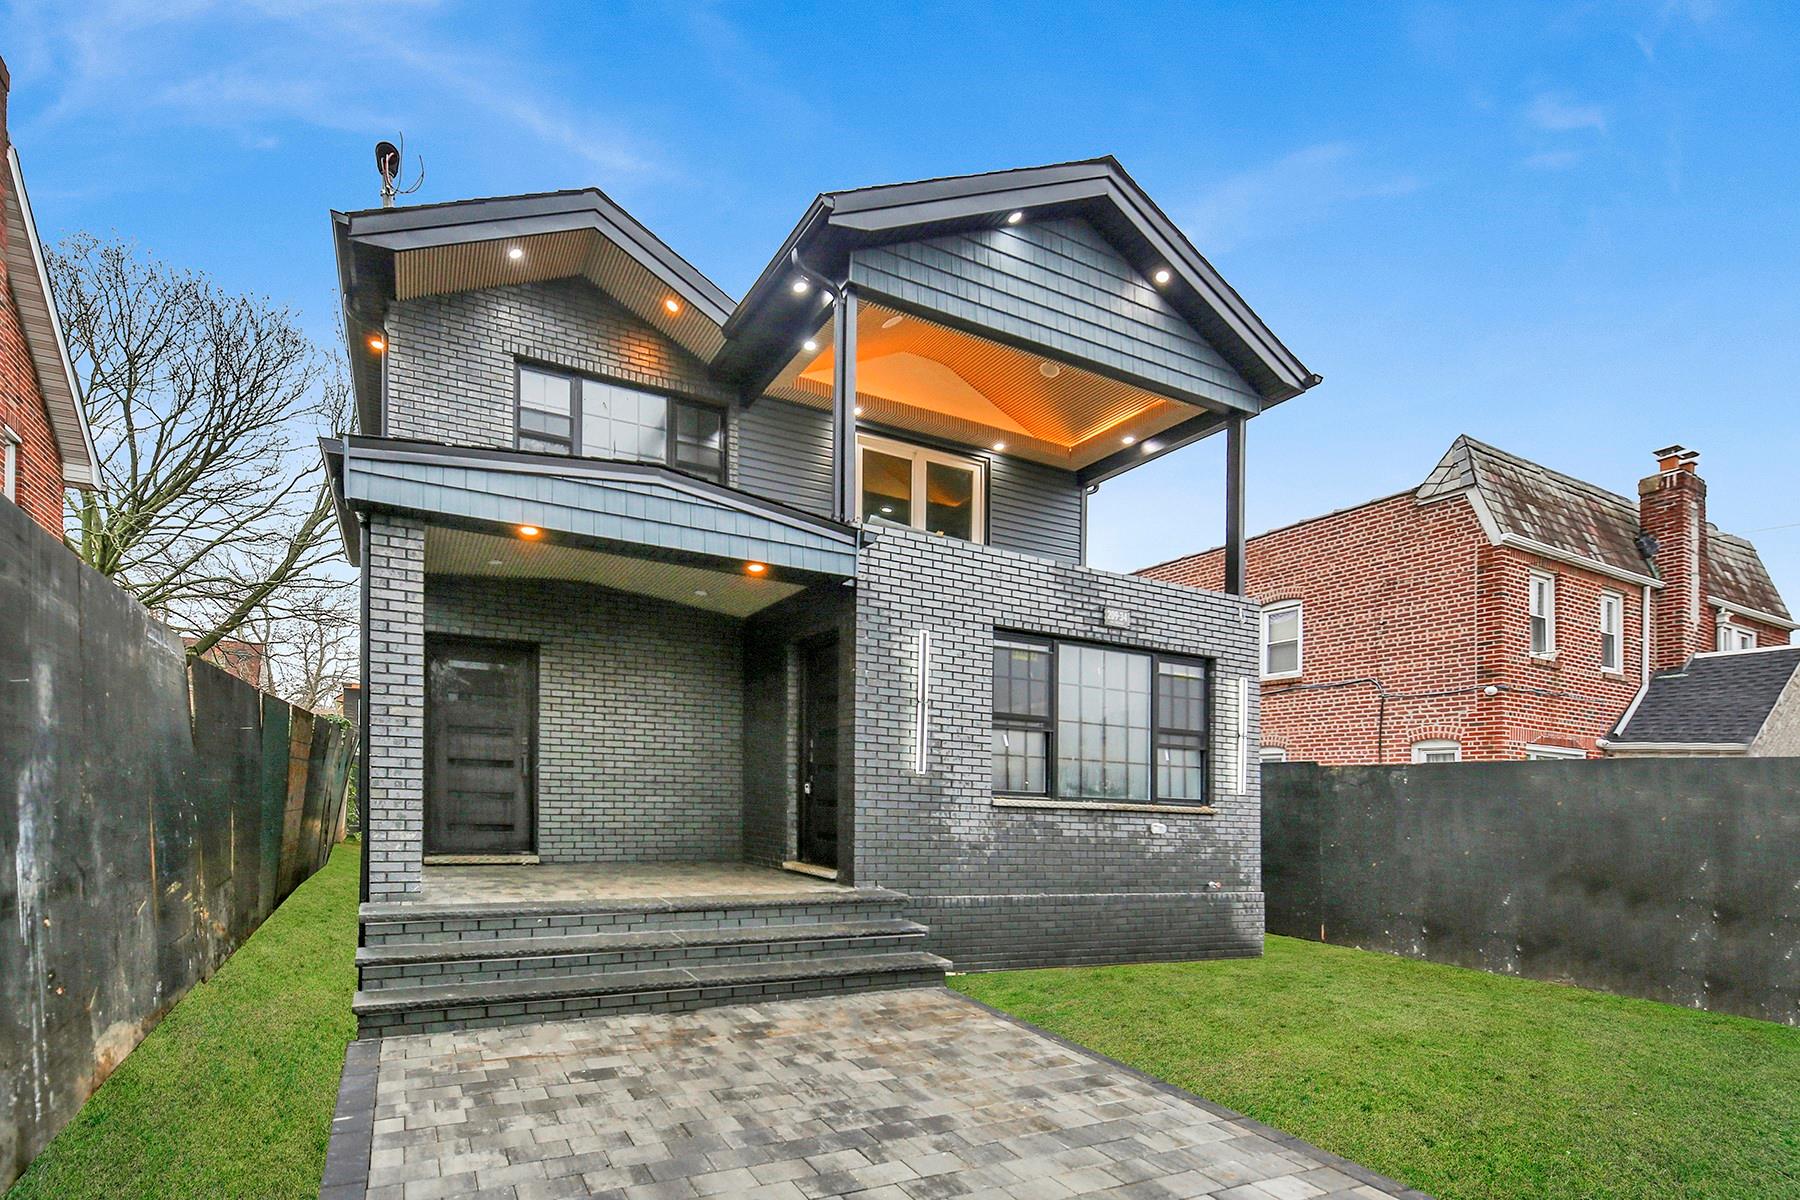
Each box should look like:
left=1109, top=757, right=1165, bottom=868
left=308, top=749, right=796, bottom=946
left=1140, top=490, right=1662, bottom=763
left=1639, top=467, right=1707, bottom=670
left=0, top=171, right=66, bottom=536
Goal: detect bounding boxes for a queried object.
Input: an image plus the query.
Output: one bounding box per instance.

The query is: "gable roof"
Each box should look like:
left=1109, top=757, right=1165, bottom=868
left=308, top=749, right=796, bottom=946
left=715, top=158, right=1317, bottom=408
left=4, top=144, right=96, bottom=487
left=1418, top=435, right=1790, bottom=620
left=1611, top=646, right=1800, bottom=745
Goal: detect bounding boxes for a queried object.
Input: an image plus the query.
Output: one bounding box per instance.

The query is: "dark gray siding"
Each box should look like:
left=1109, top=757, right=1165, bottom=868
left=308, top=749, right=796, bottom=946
left=989, top=456, right=1083, bottom=566
left=735, top=398, right=833, bottom=518
left=736, top=398, right=1085, bottom=564
left=849, top=217, right=1257, bottom=412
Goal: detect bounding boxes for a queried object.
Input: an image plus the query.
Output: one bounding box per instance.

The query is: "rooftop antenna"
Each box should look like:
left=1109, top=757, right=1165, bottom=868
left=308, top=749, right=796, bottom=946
left=375, top=135, right=424, bottom=208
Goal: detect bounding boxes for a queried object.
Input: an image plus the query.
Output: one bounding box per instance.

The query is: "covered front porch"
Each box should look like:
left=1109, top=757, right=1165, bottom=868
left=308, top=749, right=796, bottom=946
left=326, top=438, right=863, bottom=905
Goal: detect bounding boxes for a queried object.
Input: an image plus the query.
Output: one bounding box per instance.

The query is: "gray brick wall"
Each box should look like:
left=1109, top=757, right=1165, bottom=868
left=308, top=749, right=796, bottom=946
left=425, top=577, right=744, bottom=863
left=366, top=514, right=426, bottom=901
left=384, top=279, right=734, bottom=449
left=852, top=525, right=1264, bottom=970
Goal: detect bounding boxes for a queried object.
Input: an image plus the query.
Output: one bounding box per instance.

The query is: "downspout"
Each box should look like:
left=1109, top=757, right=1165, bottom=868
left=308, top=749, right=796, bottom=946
left=1641, top=583, right=1652, bottom=681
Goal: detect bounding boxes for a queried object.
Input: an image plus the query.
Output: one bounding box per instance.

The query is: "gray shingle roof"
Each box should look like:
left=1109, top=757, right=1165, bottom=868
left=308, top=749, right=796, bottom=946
left=1612, top=646, right=1800, bottom=744
left=1416, top=436, right=1790, bottom=620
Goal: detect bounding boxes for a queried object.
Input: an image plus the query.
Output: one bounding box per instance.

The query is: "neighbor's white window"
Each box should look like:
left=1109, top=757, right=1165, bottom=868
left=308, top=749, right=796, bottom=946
left=1599, top=591, right=1624, bottom=673
left=1259, top=746, right=1288, bottom=764
left=1261, top=600, right=1303, bottom=680
left=1525, top=744, right=1586, bottom=760
left=1529, top=571, right=1557, bottom=657
left=1717, top=623, right=1756, bottom=652
left=1411, top=739, right=1461, bottom=764
left=856, top=433, right=985, bottom=543
left=1, top=425, right=17, bottom=503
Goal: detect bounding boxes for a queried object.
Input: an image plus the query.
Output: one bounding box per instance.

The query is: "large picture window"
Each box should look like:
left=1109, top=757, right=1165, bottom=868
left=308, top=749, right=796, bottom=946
left=515, top=363, right=725, bottom=482
left=856, top=433, right=985, bottom=543
left=990, top=634, right=1210, bottom=806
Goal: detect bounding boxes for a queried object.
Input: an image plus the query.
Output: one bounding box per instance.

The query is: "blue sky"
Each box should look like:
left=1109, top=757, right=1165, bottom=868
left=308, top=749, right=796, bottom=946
left=6, top=1, right=1798, bottom=612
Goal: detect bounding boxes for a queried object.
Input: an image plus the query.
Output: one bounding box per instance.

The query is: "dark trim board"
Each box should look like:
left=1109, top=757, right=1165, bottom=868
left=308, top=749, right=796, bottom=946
left=423, top=635, right=539, bottom=857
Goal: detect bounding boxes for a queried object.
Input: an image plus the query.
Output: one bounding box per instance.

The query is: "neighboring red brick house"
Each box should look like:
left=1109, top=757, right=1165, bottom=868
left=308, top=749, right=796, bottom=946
left=185, top=638, right=269, bottom=689
left=1139, top=437, right=1795, bottom=763
left=0, top=56, right=97, bottom=535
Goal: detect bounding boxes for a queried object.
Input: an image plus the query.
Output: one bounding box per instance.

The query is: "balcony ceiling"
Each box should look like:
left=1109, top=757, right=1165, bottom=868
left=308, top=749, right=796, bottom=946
left=762, top=299, right=1202, bottom=469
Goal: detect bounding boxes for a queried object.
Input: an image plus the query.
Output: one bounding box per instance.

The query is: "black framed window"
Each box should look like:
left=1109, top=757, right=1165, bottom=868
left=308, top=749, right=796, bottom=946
left=515, top=363, right=726, bottom=483
left=991, top=632, right=1210, bottom=805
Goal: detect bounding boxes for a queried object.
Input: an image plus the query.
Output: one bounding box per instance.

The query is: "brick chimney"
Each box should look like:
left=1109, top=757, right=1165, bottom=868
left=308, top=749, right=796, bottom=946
left=1640, top=445, right=1707, bottom=671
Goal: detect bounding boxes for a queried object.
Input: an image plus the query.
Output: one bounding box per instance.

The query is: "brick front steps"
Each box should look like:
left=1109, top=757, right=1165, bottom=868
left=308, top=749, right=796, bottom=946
left=352, top=888, right=950, bottom=1036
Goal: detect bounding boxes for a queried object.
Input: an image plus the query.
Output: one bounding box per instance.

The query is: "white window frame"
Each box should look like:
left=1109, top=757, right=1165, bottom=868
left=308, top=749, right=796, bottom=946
left=1529, top=571, right=1557, bottom=658
left=1260, top=600, right=1304, bottom=680
left=1259, top=746, right=1288, bottom=764
left=1411, top=739, right=1461, bottom=764
left=855, top=432, right=986, bottom=544
left=1717, top=622, right=1756, bottom=652
left=1, top=425, right=18, bottom=504
left=1598, top=590, right=1624, bottom=673
left=1525, top=743, right=1586, bottom=760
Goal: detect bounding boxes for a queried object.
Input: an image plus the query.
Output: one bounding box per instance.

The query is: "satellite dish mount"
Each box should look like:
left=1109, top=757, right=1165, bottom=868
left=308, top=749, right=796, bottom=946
left=375, top=135, right=424, bottom=208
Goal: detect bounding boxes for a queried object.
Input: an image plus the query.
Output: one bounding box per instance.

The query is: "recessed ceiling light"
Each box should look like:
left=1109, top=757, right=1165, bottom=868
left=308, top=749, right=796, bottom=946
left=820, top=292, right=833, bottom=305
left=487, top=558, right=504, bottom=566
left=1121, top=435, right=1136, bottom=447
left=1006, top=211, right=1024, bottom=225
left=745, top=561, right=768, bottom=576
left=803, top=339, right=818, bottom=352
left=663, top=297, right=682, bottom=315
left=693, top=588, right=709, bottom=598
left=507, top=246, right=524, bottom=261
left=854, top=405, right=863, bottom=416
left=1153, top=267, right=1172, bottom=285
left=1141, top=441, right=1158, bottom=454
left=791, top=278, right=811, bottom=295
left=1039, top=361, right=1061, bottom=379
left=880, top=506, right=894, bottom=515
left=992, top=441, right=1006, bottom=452
left=881, top=314, right=903, bottom=329
left=517, top=525, right=543, bottom=539
left=367, top=335, right=386, bottom=353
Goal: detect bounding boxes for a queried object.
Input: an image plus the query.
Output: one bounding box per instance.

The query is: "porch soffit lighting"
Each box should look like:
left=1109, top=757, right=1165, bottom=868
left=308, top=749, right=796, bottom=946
left=1121, top=435, right=1136, bottom=446
left=881, top=314, right=903, bottom=329
left=992, top=441, right=1006, bottom=451
left=367, top=334, right=386, bottom=353
left=1152, top=267, right=1172, bottom=285
left=1005, top=210, right=1024, bottom=224
left=854, top=405, right=863, bottom=416
left=663, top=297, right=682, bottom=315
left=516, top=525, right=543, bottom=539
left=745, top=561, right=768, bottom=576
left=791, top=278, right=811, bottom=295
left=507, top=246, right=524, bottom=261
left=803, top=339, right=818, bottom=352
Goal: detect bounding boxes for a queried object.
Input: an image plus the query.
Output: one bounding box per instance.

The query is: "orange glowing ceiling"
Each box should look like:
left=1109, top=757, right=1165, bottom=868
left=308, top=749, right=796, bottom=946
left=763, top=300, right=1205, bottom=469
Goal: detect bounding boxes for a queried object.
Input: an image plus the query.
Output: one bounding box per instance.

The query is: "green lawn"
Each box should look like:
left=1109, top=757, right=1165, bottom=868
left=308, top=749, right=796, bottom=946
left=7, top=843, right=360, bottom=1200
left=954, top=936, right=1800, bottom=1200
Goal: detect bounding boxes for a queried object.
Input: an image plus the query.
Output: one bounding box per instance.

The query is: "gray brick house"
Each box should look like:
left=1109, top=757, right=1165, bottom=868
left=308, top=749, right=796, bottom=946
left=324, top=159, right=1320, bottom=1034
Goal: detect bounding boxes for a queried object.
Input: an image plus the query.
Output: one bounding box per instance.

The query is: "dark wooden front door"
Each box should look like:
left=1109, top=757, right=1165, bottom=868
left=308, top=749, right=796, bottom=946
left=798, top=635, right=840, bottom=870
left=425, top=638, right=536, bottom=855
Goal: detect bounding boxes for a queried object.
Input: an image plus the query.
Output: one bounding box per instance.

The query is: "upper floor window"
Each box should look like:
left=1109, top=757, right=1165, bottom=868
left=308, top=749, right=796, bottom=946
left=1718, top=623, right=1756, bottom=652
left=1, top=425, right=18, bottom=503
left=1599, top=591, right=1624, bottom=673
left=1261, top=601, right=1302, bottom=679
left=515, top=364, right=725, bottom=483
left=990, top=633, right=1210, bottom=806
left=856, top=433, right=985, bottom=543
left=1412, top=739, right=1460, bottom=764
left=1529, top=571, right=1556, bottom=657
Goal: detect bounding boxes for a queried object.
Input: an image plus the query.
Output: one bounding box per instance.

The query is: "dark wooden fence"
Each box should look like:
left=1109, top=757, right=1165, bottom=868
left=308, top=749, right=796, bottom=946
left=0, top=497, right=356, bottom=1189
left=1263, top=759, right=1800, bottom=1026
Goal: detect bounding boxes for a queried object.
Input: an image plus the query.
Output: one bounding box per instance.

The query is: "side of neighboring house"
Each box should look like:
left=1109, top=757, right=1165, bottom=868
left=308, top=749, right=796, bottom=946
left=1141, top=439, right=1794, bottom=764
left=0, top=58, right=96, bottom=535
left=327, top=158, right=1321, bottom=1013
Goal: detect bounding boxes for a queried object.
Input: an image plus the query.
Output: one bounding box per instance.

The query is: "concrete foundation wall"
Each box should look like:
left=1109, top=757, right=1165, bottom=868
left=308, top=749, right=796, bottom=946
left=852, top=525, right=1264, bottom=970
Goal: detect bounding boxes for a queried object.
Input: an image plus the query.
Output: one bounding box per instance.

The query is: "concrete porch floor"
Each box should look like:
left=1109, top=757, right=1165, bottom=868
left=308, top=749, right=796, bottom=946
left=417, top=861, right=849, bottom=906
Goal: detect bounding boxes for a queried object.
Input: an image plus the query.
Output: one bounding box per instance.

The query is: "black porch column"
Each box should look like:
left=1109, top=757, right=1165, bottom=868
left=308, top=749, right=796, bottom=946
left=831, top=286, right=859, bottom=524
left=1224, top=414, right=1246, bottom=596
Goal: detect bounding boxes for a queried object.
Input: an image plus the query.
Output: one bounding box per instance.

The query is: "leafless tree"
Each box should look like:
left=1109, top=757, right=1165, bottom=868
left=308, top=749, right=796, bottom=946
left=244, top=593, right=360, bottom=710
left=48, top=233, right=349, bottom=660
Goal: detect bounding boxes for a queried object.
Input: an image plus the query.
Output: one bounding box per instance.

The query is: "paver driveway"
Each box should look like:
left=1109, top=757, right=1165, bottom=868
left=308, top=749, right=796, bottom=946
left=328, top=989, right=1426, bottom=1199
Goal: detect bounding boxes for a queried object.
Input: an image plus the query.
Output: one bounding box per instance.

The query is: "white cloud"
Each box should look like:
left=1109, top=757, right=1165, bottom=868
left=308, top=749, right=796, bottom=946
left=1524, top=93, right=1608, bottom=134
left=1180, top=143, right=1422, bottom=254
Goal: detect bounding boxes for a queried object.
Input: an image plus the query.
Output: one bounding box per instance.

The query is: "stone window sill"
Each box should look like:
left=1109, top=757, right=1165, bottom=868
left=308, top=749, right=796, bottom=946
left=993, top=796, right=1216, bottom=816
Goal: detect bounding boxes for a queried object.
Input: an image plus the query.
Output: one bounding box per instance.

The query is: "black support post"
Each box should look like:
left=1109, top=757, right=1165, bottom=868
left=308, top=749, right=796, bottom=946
left=831, top=286, right=859, bottom=524
left=1224, top=414, right=1246, bottom=596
